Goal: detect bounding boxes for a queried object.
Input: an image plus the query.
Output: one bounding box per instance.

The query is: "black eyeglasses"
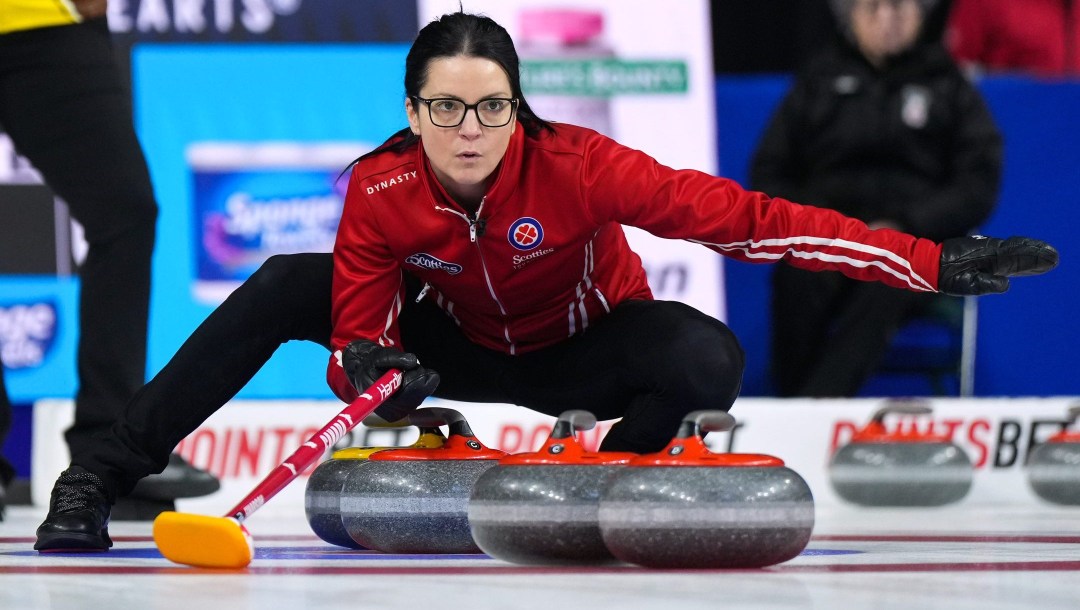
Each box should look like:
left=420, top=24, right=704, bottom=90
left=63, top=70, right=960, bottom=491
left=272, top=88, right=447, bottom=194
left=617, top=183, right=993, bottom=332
left=412, top=96, right=519, bottom=128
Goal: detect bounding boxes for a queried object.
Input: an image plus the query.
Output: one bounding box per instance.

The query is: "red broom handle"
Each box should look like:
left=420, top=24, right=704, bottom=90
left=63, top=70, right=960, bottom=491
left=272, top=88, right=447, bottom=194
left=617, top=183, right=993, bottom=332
left=223, top=369, right=402, bottom=523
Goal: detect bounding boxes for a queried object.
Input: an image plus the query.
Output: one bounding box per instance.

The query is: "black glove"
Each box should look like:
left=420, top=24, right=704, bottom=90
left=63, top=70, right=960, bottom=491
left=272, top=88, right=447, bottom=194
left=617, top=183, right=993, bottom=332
left=342, top=339, right=440, bottom=422
left=939, top=236, right=1059, bottom=296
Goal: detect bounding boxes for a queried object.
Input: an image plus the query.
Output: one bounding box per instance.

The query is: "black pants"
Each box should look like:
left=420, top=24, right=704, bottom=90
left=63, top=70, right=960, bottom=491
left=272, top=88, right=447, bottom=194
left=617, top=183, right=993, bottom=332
left=0, top=371, right=13, bottom=486
left=770, top=264, right=929, bottom=397
left=0, top=19, right=158, bottom=459
left=76, top=253, right=745, bottom=500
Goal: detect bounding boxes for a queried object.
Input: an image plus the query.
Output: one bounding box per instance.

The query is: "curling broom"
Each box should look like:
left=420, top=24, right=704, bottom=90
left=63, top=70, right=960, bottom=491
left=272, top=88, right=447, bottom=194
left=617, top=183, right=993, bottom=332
left=153, top=369, right=402, bottom=568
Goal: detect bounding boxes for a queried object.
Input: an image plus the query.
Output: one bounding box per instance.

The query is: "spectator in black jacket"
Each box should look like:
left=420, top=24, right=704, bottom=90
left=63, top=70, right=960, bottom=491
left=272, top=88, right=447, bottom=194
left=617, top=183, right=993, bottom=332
left=750, top=0, right=1002, bottom=397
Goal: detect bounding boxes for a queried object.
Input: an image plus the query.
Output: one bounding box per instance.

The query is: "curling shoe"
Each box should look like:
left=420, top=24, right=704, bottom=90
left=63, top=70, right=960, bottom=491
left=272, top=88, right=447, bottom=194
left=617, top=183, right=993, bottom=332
left=0, top=459, right=14, bottom=522
left=128, top=453, right=220, bottom=501
left=113, top=454, right=221, bottom=521
left=34, top=466, right=113, bottom=552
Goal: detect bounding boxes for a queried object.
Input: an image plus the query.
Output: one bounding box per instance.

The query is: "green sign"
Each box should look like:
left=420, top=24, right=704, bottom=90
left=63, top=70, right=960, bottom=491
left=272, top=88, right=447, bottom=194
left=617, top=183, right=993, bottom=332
left=521, top=59, right=688, bottom=97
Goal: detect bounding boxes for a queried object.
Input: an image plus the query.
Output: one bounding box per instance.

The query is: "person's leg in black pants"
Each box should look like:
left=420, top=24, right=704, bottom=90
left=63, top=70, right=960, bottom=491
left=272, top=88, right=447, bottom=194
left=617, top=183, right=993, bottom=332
left=74, top=254, right=335, bottom=500
left=1, top=19, right=216, bottom=504
left=0, top=19, right=157, bottom=458
left=513, top=300, right=745, bottom=452
left=796, top=281, right=925, bottom=397
left=403, top=296, right=746, bottom=453
left=772, top=263, right=925, bottom=397
left=770, top=264, right=846, bottom=397
left=0, top=370, right=15, bottom=519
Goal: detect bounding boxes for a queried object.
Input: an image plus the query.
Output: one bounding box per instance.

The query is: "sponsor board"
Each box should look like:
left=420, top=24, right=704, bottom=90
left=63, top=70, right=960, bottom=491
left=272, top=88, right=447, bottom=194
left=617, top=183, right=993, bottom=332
left=723, top=397, right=1080, bottom=507
left=0, top=136, right=82, bottom=401
left=32, top=396, right=1080, bottom=517
left=105, top=0, right=417, bottom=42
left=0, top=280, right=80, bottom=402
left=186, top=141, right=369, bottom=303
left=0, top=302, right=58, bottom=371
left=133, top=44, right=408, bottom=398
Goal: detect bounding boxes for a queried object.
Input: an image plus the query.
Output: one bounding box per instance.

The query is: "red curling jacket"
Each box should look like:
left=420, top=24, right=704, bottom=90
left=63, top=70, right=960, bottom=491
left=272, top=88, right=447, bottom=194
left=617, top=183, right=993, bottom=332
left=328, top=123, right=942, bottom=402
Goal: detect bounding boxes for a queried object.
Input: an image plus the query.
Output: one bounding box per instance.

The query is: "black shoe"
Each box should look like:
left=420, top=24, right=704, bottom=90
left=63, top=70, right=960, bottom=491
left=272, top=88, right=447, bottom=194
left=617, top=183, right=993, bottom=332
left=34, top=467, right=113, bottom=552
left=111, top=496, right=176, bottom=522
left=128, top=453, right=220, bottom=501
left=0, top=457, right=13, bottom=523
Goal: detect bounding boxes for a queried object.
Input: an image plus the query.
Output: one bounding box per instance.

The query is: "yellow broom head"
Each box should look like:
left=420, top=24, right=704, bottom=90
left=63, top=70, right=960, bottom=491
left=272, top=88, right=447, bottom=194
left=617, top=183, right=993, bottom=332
left=153, top=511, right=254, bottom=569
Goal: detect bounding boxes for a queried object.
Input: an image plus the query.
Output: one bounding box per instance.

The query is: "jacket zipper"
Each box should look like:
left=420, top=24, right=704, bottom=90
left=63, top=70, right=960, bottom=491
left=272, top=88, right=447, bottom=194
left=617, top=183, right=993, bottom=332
left=435, top=198, right=487, bottom=243
left=415, top=283, right=431, bottom=303
left=593, top=286, right=611, bottom=312
left=433, top=197, right=516, bottom=353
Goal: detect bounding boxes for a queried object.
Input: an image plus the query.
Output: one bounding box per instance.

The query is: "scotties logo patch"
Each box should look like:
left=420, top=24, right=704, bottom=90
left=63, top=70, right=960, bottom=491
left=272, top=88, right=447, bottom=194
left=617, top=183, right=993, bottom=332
left=508, top=217, right=544, bottom=251
left=405, top=253, right=463, bottom=275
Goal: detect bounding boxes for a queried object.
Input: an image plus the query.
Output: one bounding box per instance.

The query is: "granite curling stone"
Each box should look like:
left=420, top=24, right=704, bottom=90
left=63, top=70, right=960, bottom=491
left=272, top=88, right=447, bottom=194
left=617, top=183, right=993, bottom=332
left=305, top=422, right=446, bottom=549
left=829, top=401, right=973, bottom=507
left=1027, top=405, right=1080, bottom=505
left=340, top=406, right=506, bottom=554
left=468, top=410, right=637, bottom=565
left=598, top=410, right=815, bottom=569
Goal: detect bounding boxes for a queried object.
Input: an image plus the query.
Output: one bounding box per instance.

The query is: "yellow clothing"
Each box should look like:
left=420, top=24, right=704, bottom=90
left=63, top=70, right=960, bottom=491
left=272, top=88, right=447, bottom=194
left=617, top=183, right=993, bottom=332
left=0, top=0, right=81, bottom=35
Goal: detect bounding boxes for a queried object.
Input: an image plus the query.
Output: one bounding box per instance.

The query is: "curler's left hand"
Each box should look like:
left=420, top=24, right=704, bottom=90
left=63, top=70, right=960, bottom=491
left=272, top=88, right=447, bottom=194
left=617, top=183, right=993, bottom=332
left=938, top=236, right=1059, bottom=296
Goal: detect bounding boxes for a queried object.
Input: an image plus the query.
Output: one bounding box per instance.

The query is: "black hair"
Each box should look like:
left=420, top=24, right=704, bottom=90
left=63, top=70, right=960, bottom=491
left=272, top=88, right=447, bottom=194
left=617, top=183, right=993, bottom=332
left=343, top=11, right=554, bottom=175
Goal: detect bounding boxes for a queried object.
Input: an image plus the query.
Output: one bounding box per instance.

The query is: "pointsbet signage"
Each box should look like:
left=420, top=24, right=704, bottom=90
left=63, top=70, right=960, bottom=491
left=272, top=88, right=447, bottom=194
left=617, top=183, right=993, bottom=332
left=32, top=396, right=1079, bottom=512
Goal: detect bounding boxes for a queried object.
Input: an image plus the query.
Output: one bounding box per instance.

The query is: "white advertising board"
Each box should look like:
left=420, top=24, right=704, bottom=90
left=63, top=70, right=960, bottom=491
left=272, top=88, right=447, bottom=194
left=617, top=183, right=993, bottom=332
left=33, top=396, right=1080, bottom=521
